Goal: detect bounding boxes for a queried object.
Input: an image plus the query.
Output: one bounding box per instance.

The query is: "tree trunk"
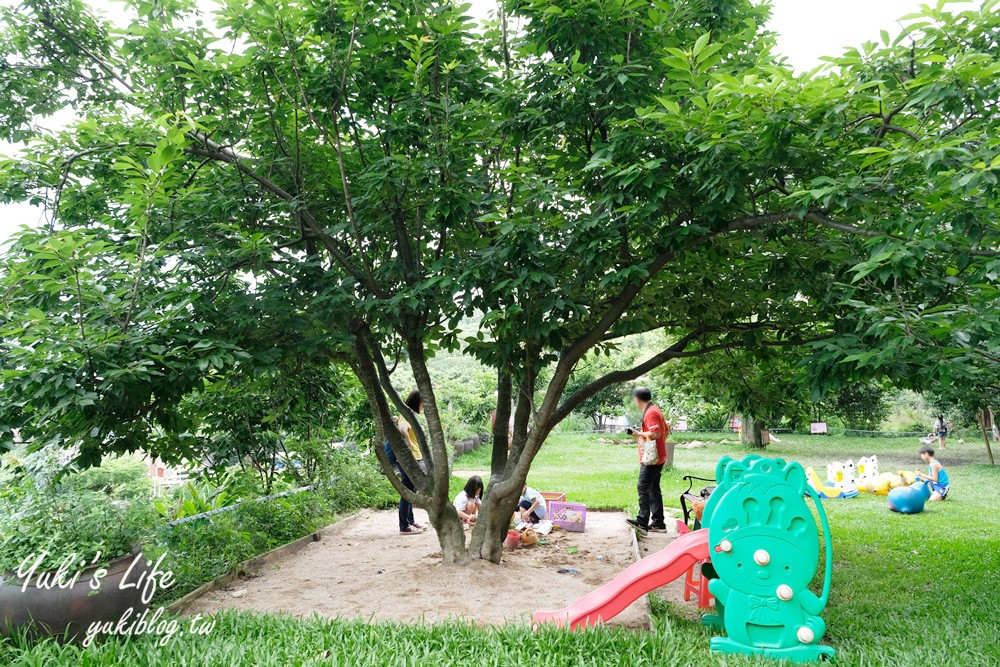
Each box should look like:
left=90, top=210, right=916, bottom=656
left=469, top=491, right=521, bottom=563
left=664, top=440, right=676, bottom=469
left=742, top=417, right=766, bottom=449
left=978, top=410, right=995, bottom=466
left=430, top=506, right=470, bottom=564
left=492, top=369, right=512, bottom=478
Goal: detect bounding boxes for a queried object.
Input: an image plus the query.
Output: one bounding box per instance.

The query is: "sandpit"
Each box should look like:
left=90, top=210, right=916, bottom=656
left=184, top=508, right=654, bottom=628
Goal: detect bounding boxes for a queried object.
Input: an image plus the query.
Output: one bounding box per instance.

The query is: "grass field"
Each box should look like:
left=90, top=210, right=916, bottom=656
left=3, top=433, right=999, bottom=666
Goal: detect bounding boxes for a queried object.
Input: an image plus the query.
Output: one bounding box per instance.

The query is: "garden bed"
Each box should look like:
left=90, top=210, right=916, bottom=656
left=183, top=509, right=650, bottom=628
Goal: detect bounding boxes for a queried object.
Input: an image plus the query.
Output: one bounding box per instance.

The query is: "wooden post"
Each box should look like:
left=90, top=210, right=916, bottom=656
left=980, top=409, right=996, bottom=466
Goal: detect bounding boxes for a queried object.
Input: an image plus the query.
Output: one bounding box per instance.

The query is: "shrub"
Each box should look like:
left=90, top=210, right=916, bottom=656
left=831, top=382, right=893, bottom=431
left=60, top=455, right=153, bottom=499
left=154, top=515, right=256, bottom=600
left=154, top=474, right=237, bottom=520
left=0, top=447, right=156, bottom=574
left=155, top=449, right=394, bottom=602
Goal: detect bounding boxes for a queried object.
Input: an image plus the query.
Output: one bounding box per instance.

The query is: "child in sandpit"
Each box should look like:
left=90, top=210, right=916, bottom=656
left=517, top=485, right=547, bottom=524
left=453, top=475, right=484, bottom=525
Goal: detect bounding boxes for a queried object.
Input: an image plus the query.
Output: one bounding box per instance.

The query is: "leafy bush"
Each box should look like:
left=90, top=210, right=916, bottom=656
left=154, top=475, right=237, bottom=520
left=154, top=515, right=256, bottom=600
left=60, top=455, right=152, bottom=499
left=551, top=412, right=592, bottom=433
left=440, top=410, right=478, bottom=443
left=0, top=447, right=156, bottom=574
left=831, top=381, right=893, bottom=431
left=0, top=489, right=156, bottom=574
left=320, top=453, right=397, bottom=511
left=684, top=403, right=732, bottom=431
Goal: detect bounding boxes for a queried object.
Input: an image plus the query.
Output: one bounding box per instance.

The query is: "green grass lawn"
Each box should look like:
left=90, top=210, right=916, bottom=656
left=4, top=433, right=999, bottom=666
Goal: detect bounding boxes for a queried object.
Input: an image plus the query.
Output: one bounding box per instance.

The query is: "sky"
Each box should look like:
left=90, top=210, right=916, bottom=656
left=0, top=0, right=963, bottom=245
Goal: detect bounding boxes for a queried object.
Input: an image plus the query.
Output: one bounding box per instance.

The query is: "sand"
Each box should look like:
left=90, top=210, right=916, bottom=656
left=185, top=509, right=652, bottom=628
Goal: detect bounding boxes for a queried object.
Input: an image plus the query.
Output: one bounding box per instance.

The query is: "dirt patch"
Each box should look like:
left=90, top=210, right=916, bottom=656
left=185, top=509, right=649, bottom=628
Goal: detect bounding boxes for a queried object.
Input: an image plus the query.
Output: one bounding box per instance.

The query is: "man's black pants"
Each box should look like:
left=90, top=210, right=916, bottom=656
left=637, top=463, right=664, bottom=527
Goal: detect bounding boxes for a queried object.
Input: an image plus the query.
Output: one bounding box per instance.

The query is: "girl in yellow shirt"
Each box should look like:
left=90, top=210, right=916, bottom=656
left=383, top=390, right=426, bottom=535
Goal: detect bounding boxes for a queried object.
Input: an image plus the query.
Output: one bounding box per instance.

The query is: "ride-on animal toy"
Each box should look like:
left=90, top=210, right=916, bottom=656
left=887, top=480, right=931, bottom=514
left=855, top=456, right=918, bottom=495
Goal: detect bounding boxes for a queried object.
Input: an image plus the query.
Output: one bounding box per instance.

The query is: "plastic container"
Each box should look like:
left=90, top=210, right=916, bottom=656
left=550, top=501, right=587, bottom=532
left=504, top=530, right=521, bottom=549
left=541, top=492, right=567, bottom=503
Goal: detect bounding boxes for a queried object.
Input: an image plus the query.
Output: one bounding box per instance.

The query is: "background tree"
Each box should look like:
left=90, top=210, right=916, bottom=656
left=927, top=376, right=998, bottom=464
left=658, top=348, right=814, bottom=447
left=563, top=342, right=646, bottom=431
left=801, top=1, right=1000, bottom=439
left=830, top=381, right=893, bottom=431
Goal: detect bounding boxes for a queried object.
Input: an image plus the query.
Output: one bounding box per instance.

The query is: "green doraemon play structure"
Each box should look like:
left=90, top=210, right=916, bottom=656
left=704, top=455, right=836, bottom=662
left=535, top=454, right=836, bottom=663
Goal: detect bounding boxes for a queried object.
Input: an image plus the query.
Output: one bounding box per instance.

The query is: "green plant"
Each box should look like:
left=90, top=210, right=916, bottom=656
left=154, top=474, right=236, bottom=520
left=831, top=382, right=893, bottom=431
left=154, top=450, right=395, bottom=602
left=0, top=489, right=155, bottom=574
left=59, top=454, right=152, bottom=500
left=154, top=515, right=256, bottom=601
left=0, top=447, right=156, bottom=574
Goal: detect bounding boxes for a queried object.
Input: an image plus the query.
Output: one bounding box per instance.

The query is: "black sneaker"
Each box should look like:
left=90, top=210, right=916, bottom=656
left=648, top=523, right=668, bottom=533
left=626, top=518, right=649, bottom=532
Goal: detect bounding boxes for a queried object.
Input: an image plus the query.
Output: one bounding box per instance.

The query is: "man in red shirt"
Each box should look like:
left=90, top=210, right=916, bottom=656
left=626, top=387, right=669, bottom=532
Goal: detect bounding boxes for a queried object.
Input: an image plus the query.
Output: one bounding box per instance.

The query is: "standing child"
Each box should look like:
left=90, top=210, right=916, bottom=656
left=915, top=445, right=950, bottom=501
left=931, top=414, right=948, bottom=448
left=454, top=475, right=484, bottom=525
left=384, top=389, right=426, bottom=536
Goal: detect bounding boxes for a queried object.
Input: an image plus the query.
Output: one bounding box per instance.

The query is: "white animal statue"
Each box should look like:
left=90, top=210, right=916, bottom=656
left=856, top=456, right=880, bottom=484
left=827, top=459, right=858, bottom=495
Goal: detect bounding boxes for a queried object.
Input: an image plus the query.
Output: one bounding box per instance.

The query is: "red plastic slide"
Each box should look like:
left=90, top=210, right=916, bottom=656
left=533, top=528, right=710, bottom=630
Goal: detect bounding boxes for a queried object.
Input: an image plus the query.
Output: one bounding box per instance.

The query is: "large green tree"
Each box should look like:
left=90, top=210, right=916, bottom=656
left=2, top=0, right=998, bottom=563
left=830, top=381, right=892, bottom=432
left=657, top=347, right=815, bottom=447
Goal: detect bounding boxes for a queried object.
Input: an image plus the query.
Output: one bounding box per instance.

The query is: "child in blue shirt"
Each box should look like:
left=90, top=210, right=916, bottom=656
left=915, top=445, right=950, bottom=501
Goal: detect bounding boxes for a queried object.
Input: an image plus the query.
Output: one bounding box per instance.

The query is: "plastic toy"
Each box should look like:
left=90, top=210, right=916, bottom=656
left=826, top=460, right=859, bottom=496
left=863, top=470, right=917, bottom=495
left=887, top=480, right=931, bottom=514
left=676, top=521, right=716, bottom=609
left=856, top=456, right=879, bottom=487
left=853, top=458, right=917, bottom=495
left=806, top=466, right=858, bottom=499
left=859, top=473, right=892, bottom=495
left=532, top=529, right=709, bottom=629
left=704, top=455, right=836, bottom=663
left=535, top=455, right=836, bottom=664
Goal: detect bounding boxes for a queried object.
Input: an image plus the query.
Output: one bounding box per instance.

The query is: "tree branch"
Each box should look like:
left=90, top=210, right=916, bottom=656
left=804, top=212, right=887, bottom=238
left=183, top=140, right=390, bottom=298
